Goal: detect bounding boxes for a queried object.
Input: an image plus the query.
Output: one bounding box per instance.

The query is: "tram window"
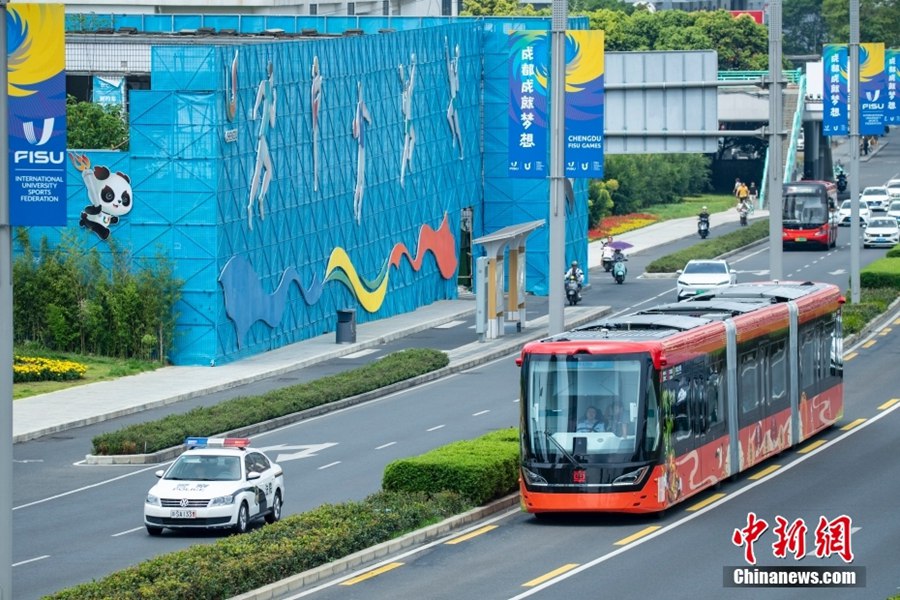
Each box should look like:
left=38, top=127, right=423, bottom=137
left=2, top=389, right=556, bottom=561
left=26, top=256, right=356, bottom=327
left=693, top=377, right=707, bottom=433
left=707, top=369, right=723, bottom=427
left=644, top=377, right=660, bottom=453
left=674, top=377, right=691, bottom=439
left=739, top=350, right=759, bottom=414
left=799, top=329, right=816, bottom=389
left=769, top=341, right=787, bottom=404
left=818, top=325, right=831, bottom=380
left=831, top=315, right=844, bottom=376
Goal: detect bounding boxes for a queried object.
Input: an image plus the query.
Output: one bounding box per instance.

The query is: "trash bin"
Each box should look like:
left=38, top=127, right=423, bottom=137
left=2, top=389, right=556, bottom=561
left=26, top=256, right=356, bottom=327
left=336, top=309, right=356, bottom=344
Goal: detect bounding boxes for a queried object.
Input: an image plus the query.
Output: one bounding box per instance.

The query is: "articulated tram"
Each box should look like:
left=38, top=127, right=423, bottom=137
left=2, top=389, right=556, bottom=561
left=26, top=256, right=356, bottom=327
left=517, top=281, right=844, bottom=514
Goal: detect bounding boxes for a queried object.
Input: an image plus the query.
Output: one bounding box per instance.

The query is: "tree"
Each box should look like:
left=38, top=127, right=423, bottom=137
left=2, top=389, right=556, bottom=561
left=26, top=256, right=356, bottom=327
left=784, top=0, right=827, bottom=57
left=66, top=95, right=129, bottom=150
left=822, top=0, right=900, bottom=46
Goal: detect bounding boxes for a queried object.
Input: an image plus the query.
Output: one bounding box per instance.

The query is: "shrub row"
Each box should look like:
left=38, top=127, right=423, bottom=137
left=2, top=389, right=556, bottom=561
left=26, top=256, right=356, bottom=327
left=48, top=428, right=519, bottom=600
left=12, top=355, right=87, bottom=383
left=91, top=348, right=449, bottom=455
left=383, top=427, right=520, bottom=505
left=645, top=219, right=770, bottom=272
left=45, top=490, right=471, bottom=600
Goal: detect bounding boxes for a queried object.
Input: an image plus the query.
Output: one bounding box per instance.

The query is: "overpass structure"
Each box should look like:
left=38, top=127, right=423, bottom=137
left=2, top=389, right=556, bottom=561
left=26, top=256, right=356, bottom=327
left=717, top=68, right=835, bottom=202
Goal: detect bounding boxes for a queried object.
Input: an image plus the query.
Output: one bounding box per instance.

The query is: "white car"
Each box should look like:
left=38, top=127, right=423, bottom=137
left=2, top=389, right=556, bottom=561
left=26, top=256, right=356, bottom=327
left=885, top=178, right=900, bottom=200
left=862, top=217, right=900, bottom=248
left=861, top=186, right=891, bottom=211
left=837, top=199, right=871, bottom=226
left=888, top=200, right=900, bottom=222
left=676, top=259, right=737, bottom=301
left=144, top=437, right=285, bottom=536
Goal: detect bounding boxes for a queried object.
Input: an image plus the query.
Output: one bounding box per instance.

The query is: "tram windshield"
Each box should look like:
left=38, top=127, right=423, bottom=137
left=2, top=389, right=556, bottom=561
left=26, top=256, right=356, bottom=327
left=523, top=353, right=660, bottom=462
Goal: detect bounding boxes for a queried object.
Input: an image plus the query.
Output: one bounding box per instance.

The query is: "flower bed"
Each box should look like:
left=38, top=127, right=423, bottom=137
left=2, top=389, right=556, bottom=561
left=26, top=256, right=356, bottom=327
left=13, top=355, right=87, bottom=383
left=589, top=213, right=659, bottom=240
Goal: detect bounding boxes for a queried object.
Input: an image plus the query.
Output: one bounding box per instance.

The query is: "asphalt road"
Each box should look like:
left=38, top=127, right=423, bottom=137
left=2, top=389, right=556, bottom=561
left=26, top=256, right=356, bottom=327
left=13, top=154, right=900, bottom=599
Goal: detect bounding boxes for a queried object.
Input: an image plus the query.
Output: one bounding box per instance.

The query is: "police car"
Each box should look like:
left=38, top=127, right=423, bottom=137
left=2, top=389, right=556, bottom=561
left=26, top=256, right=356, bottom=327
left=144, top=437, right=285, bottom=536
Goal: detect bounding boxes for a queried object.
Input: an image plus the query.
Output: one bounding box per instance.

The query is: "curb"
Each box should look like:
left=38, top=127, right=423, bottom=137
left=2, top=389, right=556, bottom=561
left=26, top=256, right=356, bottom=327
left=85, top=305, right=612, bottom=465
left=228, top=494, right=521, bottom=600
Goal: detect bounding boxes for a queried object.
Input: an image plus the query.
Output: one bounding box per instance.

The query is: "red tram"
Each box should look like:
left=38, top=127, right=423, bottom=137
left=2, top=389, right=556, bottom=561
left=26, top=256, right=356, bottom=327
left=517, top=281, right=844, bottom=514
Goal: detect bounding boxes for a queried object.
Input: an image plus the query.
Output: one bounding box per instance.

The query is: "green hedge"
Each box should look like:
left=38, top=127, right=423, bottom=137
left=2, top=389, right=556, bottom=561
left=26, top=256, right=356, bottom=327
left=383, top=427, right=519, bottom=505
left=859, top=256, right=900, bottom=288
left=646, top=219, right=769, bottom=272
left=44, top=491, right=470, bottom=600
left=91, top=348, right=449, bottom=455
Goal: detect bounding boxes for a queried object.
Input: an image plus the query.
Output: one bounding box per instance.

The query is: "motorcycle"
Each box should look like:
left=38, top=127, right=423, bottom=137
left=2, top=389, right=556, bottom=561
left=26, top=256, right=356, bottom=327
left=739, top=207, right=748, bottom=227
left=565, top=276, right=582, bottom=305
left=612, top=255, right=628, bottom=284
left=698, top=216, right=710, bottom=239
left=601, top=245, right=615, bottom=272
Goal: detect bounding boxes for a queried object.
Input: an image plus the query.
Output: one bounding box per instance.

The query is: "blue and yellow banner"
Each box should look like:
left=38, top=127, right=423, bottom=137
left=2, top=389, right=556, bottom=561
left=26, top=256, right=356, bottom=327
left=885, top=48, right=899, bottom=125
left=8, top=3, right=67, bottom=226
left=564, top=30, right=604, bottom=178
left=508, top=31, right=548, bottom=178
left=822, top=44, right=848, bottom=136
left=859, top=43, right=886, bottom=135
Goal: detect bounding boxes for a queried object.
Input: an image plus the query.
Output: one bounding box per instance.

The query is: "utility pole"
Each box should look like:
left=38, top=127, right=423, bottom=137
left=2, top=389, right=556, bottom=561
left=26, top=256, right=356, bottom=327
left=767, top=0, right=784, bottom=281
left=849, top=0, right=861, bottom=304
left=547, top=0, right=567, bottom=335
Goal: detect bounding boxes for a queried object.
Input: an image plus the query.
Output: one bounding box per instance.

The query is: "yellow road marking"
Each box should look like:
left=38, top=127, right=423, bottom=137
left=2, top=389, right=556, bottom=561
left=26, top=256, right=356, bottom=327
left=445, top=525, right=498, bottom=545
left=894, top=318, right=900, bottom=325
left=878, top=398, right=900, bottom=410
left=879, top=327, right=891, bottom=336
left=687, top=492, right=726, bottom=511
left=862, top=340, right=877, bottom=349
left=340, top=562, right=404, bottom=585
left=749, top=464, right=781, bottom=480
left=522, top=564, right=580, bottom=587
left=844, top=351, right=858, bottom=361
left=615, top=525, right=661, bottom=546
left=840, top=418, right=866, bottom=431
left=798, top=440, right=826, bottom=454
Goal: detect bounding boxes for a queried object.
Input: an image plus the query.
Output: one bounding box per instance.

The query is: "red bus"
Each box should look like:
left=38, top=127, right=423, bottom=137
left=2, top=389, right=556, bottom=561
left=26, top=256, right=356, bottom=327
left=782, top=181, right=839, bottom=249
left=517, top=282, right=844, bottom=514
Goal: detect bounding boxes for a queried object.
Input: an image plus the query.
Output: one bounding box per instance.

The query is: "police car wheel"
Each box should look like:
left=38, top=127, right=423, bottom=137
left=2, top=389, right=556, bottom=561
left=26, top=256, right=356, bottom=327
left=265, top=491, right=282, bottom=524
left=233, top=502, right=250, bottom=534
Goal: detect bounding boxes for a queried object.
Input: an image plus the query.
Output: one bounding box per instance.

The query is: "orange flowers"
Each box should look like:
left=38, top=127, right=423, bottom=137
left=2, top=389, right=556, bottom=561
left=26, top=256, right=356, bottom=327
left=589, top=213, right=658, bottom=240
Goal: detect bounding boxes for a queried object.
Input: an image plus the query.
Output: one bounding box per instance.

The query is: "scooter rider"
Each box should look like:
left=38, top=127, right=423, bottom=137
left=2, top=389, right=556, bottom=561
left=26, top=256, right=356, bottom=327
left=699, top=206, right=710, bottom=221
left=600, top=236, right=615, bottom=271
left=611, top=248, right=627, bottom=265
left=566, top=260, right=584, bottom=301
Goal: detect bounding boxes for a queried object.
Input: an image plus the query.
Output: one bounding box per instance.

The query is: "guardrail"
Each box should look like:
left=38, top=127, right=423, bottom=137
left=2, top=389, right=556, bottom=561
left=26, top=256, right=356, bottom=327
left=718, top=68, right=803, bottom=84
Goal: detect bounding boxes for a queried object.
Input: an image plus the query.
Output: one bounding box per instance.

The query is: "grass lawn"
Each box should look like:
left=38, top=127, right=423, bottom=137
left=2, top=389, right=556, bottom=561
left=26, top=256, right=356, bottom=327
left=13, top=350, right=161, bottom=400
left=643, top=194, right=738, bottom=220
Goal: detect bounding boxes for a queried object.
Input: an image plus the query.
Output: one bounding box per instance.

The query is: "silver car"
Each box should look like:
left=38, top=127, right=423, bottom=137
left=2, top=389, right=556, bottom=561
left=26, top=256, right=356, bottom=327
left=676, top=259, right=738, bottom=301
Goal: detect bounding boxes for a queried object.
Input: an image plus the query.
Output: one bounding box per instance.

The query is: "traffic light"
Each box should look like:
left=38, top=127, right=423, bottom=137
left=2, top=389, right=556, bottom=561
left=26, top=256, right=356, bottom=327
left=837, top=173, right=847, bottom=192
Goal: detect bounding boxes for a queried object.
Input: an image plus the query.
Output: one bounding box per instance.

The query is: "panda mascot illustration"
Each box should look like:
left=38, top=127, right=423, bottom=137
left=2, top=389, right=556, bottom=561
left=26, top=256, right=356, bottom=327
left=69, top=153, right=133, bottom=241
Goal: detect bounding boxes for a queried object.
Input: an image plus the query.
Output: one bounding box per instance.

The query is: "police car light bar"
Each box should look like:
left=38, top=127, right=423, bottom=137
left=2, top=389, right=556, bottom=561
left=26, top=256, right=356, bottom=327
left=184, top=437, right=250, bottom=448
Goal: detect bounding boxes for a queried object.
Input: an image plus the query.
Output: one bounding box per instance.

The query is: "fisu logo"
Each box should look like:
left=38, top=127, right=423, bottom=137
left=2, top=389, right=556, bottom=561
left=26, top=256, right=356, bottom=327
left=23, top=117, right=55, bottom=146
left=865, top=90, right=881, bottom=103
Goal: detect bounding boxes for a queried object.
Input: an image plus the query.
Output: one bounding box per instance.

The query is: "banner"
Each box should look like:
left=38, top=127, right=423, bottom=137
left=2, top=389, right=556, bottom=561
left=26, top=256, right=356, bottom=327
left=92, top=75, right=125, bottom=106
left=885, top=48, right=899, bottom=125
left=859, top=43, right=886, bottom=135
left=564, top=30, right=604, bottom=178
left=8, top=4, right=67, bottom=226
left=508, top=31, right=548, bottom=178
left=822, top=44, right=848, bottom=136
left=822, top=43, right=887, bottom=136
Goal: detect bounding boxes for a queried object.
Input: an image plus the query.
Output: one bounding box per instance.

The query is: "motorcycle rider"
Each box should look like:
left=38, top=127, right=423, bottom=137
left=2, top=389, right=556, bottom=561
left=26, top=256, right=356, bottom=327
left=612, top=248, right=627, bottom=264
left=565, top=260, right=585, bottom=301
left=600, top=235, right=615, bottom=271
left=737, top=197, right=751, bottom=225
left=698, top=206, right=711, bottom=237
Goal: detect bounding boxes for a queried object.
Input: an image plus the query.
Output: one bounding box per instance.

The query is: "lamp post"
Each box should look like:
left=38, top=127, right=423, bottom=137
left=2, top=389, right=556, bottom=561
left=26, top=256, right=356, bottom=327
left=547, top=0, right=567, bottom=335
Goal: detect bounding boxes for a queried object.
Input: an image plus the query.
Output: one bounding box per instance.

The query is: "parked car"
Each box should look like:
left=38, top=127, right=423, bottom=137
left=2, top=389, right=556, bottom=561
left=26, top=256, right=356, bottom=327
left=675, top=259, right=737, bottom=301
left=862, top=217, right=900, bottom=249
left=861, top=186, right=891, bottom=211
left=144, top=437, right=285, bottom=536
left=887, top=200, right=900, bottom=222
left=885, top=179, right=900, bottom=200
left=837, top=199, right=870, bottom=226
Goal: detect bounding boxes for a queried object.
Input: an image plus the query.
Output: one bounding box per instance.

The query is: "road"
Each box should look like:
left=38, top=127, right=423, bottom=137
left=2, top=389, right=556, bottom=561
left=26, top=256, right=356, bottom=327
left=13, top=157, right=900, bottom=599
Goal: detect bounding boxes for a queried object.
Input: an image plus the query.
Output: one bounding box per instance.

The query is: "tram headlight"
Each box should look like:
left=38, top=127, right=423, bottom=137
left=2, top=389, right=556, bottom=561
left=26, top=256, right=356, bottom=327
left=612, top=466, right=649, bottom=486
left=522, top=467, right=548, bottom=485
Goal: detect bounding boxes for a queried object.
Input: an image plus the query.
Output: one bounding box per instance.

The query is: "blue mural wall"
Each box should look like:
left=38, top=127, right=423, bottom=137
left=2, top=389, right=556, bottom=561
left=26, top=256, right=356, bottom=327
left=26, top=16, right=591, bottom=366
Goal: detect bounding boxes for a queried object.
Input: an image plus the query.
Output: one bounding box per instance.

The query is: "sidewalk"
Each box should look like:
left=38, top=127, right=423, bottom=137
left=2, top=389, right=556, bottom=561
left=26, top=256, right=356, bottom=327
left=13, top=205, right=758, bottom=444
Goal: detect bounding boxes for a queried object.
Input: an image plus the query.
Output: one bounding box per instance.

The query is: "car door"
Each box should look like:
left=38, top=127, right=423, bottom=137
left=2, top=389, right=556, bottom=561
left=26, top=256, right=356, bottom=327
left=246, top=451, right=274, bottom=517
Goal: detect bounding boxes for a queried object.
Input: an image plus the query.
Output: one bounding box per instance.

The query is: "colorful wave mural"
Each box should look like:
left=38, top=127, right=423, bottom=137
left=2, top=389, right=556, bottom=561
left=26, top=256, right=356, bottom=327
left=220, top=215, right=458, bottom=345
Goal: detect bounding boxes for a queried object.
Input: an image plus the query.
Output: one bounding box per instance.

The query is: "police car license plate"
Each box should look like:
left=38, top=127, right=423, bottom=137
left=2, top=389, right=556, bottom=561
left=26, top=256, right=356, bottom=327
left=170, top=509, right=197, bottom=519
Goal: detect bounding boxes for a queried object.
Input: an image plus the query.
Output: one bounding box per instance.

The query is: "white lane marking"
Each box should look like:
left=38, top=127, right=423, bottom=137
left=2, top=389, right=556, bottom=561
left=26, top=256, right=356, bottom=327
left=375, top=442, right=397, bottom=450
left=341, top=349, right=379, bottom=359
left=507, top=403, right=900, bottom=599
left=434, top=320, right=466, bottom=329
left=13, top=555, right=50, bottom=567
left=15, top=464, right=163, bottom=511
left=472, top=410, right=490, bottom=417
left=427, top=425, right=446, bottom=432
left=317, top=461, right=341, bottom=470
left=12, top=459, right=43, bottom=464
left=112, top=526, right=145, bottom=537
